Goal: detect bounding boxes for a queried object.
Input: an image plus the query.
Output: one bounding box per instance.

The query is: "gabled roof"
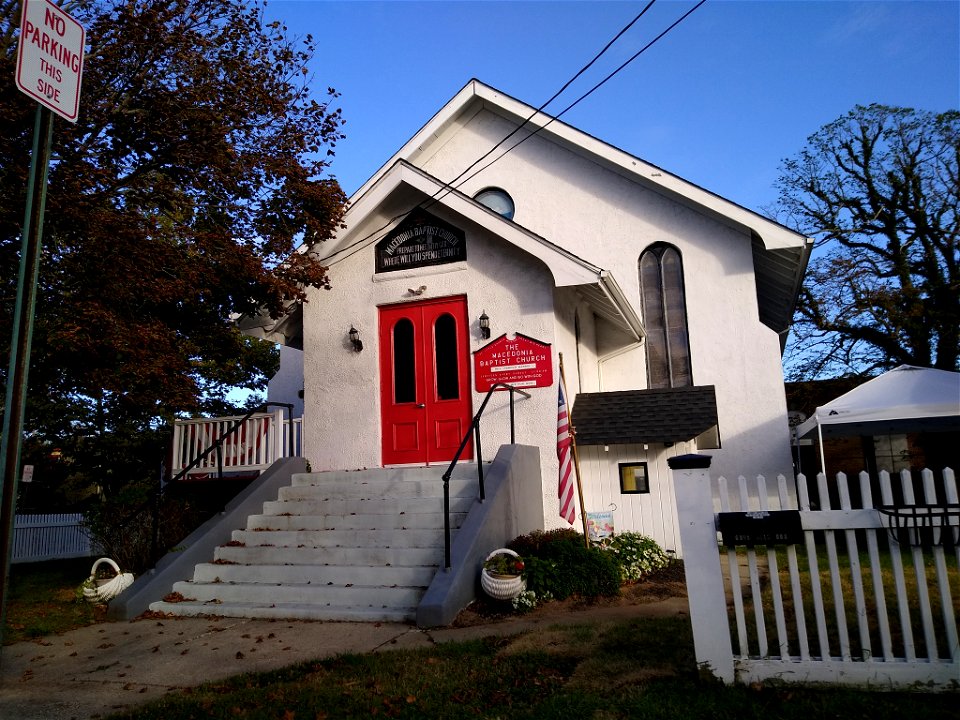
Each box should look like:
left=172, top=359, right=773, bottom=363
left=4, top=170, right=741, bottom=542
left=354, top=79, right=812, bottom=335
left=572, top=386, right=719, bottom=446
left=241, top=159, right=644, bottom=346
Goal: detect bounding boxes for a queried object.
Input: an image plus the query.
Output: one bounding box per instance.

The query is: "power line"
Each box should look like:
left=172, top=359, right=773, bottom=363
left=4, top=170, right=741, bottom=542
left=318, top=4, right=659, bottom=266
left=453, top=0, right=708, bottom=191
left=429, top=0, right=658, bottom=204
left=321, top=0, right=707, bottom=267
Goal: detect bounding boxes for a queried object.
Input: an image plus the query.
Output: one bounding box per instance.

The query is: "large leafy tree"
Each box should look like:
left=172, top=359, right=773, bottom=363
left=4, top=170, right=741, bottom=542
left=0, top=0, right=346, bottom=501
left=777, top=104, right=959, bottom=379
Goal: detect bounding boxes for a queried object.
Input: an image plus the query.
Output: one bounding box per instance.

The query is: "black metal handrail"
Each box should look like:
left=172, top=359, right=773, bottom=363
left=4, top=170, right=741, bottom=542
left=440, top=383, right=531, bottom=570
left=111, top=402, right=295, bottom=564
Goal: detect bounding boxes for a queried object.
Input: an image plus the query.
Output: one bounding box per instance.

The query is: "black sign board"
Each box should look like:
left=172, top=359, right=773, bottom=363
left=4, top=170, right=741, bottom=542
left=375, top=209, right=466, bottom=274
left=718, top=510, right=803, bottom=547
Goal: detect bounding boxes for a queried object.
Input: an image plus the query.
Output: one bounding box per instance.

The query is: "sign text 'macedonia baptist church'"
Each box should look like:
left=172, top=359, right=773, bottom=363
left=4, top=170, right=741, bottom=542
left=375, top=210, right=466, bottom=274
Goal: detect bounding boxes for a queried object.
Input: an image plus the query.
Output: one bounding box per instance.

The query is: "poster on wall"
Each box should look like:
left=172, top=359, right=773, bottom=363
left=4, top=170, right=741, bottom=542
left=375, top=208, right=466, bottom=274
left=473, top=333, right=553, bottom=392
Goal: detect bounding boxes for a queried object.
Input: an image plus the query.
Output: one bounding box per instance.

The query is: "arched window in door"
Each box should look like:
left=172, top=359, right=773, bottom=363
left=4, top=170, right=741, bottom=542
left=393, top=318, right=416, bottom=404
left=639, top=243, right=692, bottom=388
left=434, top=313, right=460, bottom=401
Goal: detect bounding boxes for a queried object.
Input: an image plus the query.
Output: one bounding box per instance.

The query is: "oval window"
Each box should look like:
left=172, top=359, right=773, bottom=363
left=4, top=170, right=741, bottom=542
left=474, top=187, right=515, bottom=220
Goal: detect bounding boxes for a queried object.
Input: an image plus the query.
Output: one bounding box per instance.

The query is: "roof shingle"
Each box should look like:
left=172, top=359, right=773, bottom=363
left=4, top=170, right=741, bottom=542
left=572, top=386, right=719, bottom=446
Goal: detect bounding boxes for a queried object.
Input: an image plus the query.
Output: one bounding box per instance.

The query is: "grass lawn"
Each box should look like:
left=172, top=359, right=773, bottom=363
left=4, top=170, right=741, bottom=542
left=2, top=557, right=106, bottom=645
left=104, top=615, right=958, bottom=720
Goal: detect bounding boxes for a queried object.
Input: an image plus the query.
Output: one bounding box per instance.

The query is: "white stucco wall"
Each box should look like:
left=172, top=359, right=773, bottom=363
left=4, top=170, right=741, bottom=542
left=267, top=345, right=304, bottom=418
left=417, top=108, right=794, bottom=484
left=299, top=202, right=559, bottom=498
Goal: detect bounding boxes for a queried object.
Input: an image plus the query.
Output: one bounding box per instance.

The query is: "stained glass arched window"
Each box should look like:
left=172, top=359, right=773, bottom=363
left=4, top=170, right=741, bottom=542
left=639, top=244, right=692, bottom=388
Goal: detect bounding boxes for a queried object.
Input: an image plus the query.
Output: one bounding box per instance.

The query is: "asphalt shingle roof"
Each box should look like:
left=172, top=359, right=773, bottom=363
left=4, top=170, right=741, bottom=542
left=572, top=386, right=719, bottom=445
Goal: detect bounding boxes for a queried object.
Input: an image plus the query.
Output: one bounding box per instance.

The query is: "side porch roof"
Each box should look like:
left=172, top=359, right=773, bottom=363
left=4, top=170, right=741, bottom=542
left=573, top=386, right=720, bottom=446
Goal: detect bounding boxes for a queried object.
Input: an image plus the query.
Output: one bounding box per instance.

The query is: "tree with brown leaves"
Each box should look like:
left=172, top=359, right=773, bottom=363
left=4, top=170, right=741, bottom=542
left=0, top=0, right=346, bottom=500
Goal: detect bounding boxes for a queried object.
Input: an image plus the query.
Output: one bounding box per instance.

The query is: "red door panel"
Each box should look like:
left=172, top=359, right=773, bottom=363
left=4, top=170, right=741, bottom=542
left=379, top=296, right=472, bottom=465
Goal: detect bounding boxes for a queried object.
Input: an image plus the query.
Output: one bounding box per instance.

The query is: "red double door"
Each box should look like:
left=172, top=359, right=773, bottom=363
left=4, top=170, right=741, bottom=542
left=378, top=296, right=473, bottom=465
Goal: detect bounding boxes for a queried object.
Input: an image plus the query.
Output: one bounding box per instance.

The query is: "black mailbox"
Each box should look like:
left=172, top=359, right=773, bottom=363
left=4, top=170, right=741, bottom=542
left=718, top=510, right=803, bottom=547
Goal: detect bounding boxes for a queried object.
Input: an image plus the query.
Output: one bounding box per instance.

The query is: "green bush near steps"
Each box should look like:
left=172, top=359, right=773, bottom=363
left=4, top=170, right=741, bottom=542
left=507, top=529, right=619, bottom=601
left=504, top=529, right=672, bottom=606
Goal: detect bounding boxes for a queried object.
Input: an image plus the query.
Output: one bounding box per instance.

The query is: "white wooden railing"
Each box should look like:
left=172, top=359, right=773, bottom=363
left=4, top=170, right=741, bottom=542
left=673, top=457, right=959, bottom=690
left=171, top=410, right=302, bottom=478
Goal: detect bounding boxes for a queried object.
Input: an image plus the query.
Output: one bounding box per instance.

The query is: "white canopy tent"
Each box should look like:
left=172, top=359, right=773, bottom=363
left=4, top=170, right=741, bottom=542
left=795, top=365, right=960, bottom=475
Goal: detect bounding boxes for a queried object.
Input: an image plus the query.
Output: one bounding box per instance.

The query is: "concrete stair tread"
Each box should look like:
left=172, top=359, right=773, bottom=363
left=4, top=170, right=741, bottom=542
left=149, top=465, right=478, bottom=623
left=229, top=528, right=455, bottom=548
left=215, top=546, right=445, bottom=566
left=246, top=512, right=466, bottom=531
left=170, top=579, right=424, bottom=605
left=148, top=600, right=416, bottom=623
left=192, top=562, right=437, bottom=586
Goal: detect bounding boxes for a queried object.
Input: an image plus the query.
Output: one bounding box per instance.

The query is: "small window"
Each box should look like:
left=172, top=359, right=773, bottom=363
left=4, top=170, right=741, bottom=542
left=619, top=462, right=650, bottom=494
left=474, top=187, right=515, bottom=219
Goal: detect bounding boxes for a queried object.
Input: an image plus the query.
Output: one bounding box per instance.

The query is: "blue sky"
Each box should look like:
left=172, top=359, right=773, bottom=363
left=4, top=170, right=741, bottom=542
left=264, top=0, right=959, bottom=216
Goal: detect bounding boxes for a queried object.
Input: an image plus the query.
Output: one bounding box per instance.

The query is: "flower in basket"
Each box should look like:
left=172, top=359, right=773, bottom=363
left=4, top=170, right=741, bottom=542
left=483, top=552, right=525, bottom=577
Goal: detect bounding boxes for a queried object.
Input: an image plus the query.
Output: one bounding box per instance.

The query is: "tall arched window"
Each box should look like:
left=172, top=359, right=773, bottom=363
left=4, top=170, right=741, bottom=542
left=639, top=244, right=692, bottom=388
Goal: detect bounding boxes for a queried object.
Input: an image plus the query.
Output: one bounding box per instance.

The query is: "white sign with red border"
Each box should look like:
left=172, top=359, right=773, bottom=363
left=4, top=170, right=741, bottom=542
left=15, top=0, right=85, bottom=122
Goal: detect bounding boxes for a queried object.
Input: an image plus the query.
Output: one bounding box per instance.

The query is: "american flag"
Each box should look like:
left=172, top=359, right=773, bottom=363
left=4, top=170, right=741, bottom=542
left=557, top=384, right=576, bottom=524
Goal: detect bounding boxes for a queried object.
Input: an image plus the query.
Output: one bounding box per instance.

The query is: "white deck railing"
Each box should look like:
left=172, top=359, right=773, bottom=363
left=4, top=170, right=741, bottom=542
left=171, top=410, right=302, bottom=478
left=674, top=462, right=958, bottom=690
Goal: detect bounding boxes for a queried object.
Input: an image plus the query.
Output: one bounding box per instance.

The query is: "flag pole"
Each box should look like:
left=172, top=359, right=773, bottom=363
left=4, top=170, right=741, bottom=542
left=559, top=353, right=590, bottom=547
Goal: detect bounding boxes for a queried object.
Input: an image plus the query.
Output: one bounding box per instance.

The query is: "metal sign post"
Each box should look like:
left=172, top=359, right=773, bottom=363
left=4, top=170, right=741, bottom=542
left=1, top=0, right=85, bottom=643
left=0, top=105, right=55, bottom=644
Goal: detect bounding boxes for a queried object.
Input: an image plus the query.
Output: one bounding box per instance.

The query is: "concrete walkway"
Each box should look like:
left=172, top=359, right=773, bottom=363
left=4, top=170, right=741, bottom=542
left=0, top=597, right=689, bottom=719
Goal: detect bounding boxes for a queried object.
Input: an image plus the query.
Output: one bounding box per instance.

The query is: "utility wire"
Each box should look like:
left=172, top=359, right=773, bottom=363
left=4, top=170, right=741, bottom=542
left=429, top=0, right=658, bottom=203
left=317, top=3, right=658, bottom=266
left=453, top=0, right=708, bottom=192
left=322, top=0, right=706, bottom=266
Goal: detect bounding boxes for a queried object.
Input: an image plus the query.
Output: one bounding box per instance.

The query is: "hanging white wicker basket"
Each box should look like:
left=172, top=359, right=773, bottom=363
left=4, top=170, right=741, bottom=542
left=480, top=548, right=526, bottom=601
left=81, top=557, right=134, bottom=603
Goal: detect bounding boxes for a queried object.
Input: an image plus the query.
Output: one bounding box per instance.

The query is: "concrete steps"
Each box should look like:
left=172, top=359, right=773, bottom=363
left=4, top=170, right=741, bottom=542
left=149, top=466, right=479, bottom=622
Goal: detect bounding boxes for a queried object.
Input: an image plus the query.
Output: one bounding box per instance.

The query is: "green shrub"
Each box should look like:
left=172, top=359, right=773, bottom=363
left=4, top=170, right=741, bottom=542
left=508, top=530, right=620, bottom=600
left=507, top=528, right=581, bottom=557
left=601, top=532, right=671, bottom=582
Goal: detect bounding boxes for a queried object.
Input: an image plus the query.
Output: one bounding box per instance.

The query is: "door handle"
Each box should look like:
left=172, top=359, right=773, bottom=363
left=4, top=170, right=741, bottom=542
left=416, top=403, right=426, bottom=408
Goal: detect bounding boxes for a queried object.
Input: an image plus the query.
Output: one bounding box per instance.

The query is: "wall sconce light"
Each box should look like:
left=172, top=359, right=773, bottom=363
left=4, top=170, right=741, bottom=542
left=348, top=326, right=363, bottom=352
left=479, top=311, right=490, bottom=340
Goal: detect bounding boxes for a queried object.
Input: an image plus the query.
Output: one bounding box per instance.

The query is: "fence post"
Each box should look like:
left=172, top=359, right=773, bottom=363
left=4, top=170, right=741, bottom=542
left=669, top=454, right=734, bottom=684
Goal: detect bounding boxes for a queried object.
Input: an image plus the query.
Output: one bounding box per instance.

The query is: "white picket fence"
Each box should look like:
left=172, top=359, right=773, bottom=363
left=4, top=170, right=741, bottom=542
left=673, top=457, right=959, bottom=691
left=171, top=410, right=301, bottom=478
left=12, top=513, right=95, bottom=564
